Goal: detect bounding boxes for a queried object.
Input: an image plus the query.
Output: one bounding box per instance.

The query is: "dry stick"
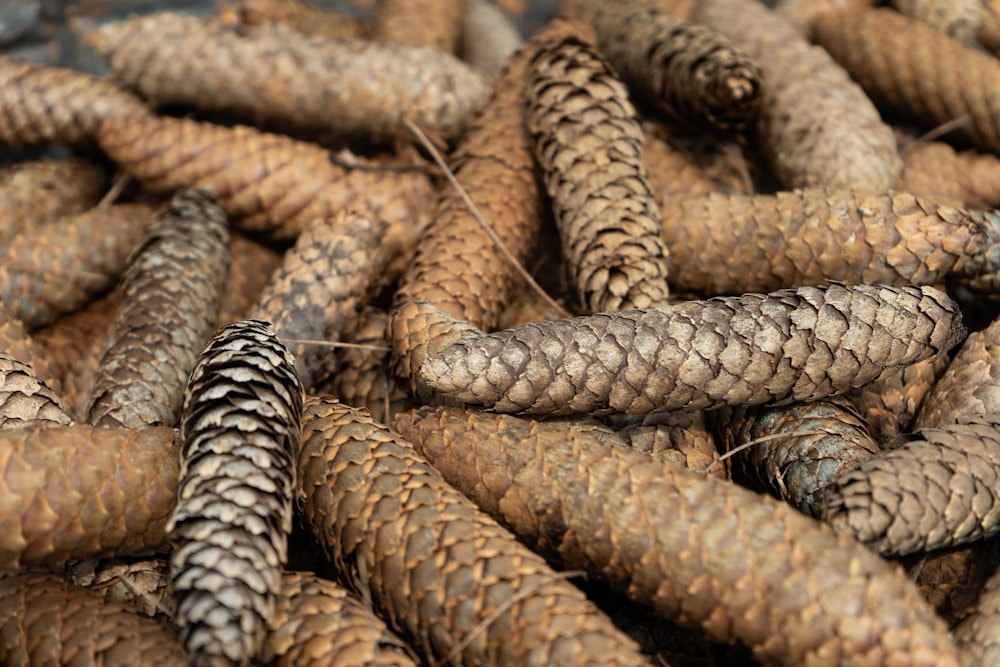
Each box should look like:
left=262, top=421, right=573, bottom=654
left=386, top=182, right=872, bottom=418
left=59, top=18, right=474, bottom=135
left=281, top=338, right=391, bottom=353
left=909, top=114, right=974, bottom=148
left=95, top=172, right=132, bottom=209
left=698, top=429, right=829, bottom=476
left=405, top=118, right=569, bottom=318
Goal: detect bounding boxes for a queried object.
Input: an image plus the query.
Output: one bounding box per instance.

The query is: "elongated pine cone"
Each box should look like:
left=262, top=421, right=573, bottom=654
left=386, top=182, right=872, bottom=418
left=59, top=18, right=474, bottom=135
left=168, top=320, right=303, bottom=666
left=0, top=55, right=149, bottom=147
left=419, top=283, right=965, bottom=415
left=0, top=157, right=108, bottom=245
left=96, top=115, right=433, bottom=245
left=660, top=189, right=1000, bottom=296
left=264, top=571, right=420, bottom=667
left=297, top=396, right=651, bottom=667
left=87, top=188, right=230, bottom=430
left=824, top=415, right=1000, bottom=556
left=0, top=203, right=155, bottom=330
left=0, top=352, right=72, bottom=429
left=525, top=18, right=672, bottom=312
left=0, top=571, right=186, bottom=666
left=813, top=7, right=1000, bottom=155
left=0, top=424, right=179, bottom=570
left=246, top=211, right=385, bottom=392
left=90, top=11, right=487, bottom=142
left=569, top=0, right=762, bottom=130
left=693, top=0, right=901, bottom=190
left=393, top=406, right=962, bottom=667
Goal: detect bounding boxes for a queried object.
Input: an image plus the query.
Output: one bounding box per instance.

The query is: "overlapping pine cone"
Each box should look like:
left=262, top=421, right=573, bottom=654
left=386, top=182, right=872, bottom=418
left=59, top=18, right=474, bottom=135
left=10, top=2, right=1000, bottom=665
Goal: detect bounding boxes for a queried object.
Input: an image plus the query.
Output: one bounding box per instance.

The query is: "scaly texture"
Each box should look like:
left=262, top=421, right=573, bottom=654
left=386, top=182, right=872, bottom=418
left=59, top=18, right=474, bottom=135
left=0, top=352, right=72, bottom=429
left=420, top=283, right=965, bottom=416
left=459, top=0, right=523, bottom=77
left=373, top=0, right=465, bottom=53
left=895, top=139, right=967, bottom=208
left=569, top=0, right=761, bottom=131
left=525, top=19, right=671, bottom=312
left=907, top=540, right=1000, bottom=625
left=611, top=410, right=727, bottom=479
left=391, top=21, right=572, bottom=384
left=31, top=293, right=119, bottom=422
left=0, top=157, right=108, bottom=245
left=67, top=556, right=174, bottom=619
left=168, top=320, right=302, bottom=667
left=659, top=189, right=1000, bottom=296
left=958, top=148, right=1000, bottom=208
left=265, top=571, right=419, bottom=667
left=916, top=315, right=1000, bottom=428
left=216, top=234, right=283, bottom=328
left=0, top=55, right=149, bottom=148
left=237, top=0, right=371, bottom=39
left=643, top=123, right=721, bottom=200
left=891, top=0, right=998, bottom=51
left=0, top=203, right=154, bottom=330
left=0, top=303, right=58, bottom=394
left=246, top=211, right=385, bottom=392
left=694, top=0, right=901, bottom=190
left=824, top=415, right=1000, bottom=556
left=852, top=354, right=948, bottom=443
left=0, top=571, right=186, bottom=666
left=298, top=397, right=651, bottom=667
left=0, top=424, right=179, bottom=570
left=813, top=7, right=1000, bottom=155
left=954, top=561, right=1000, bottom=667
left=97, top=115, right=434, bottom=245
left=771, top=0, right=877, bottom=36
left=91, top=12, right=487, bottom=142
left=393, top=406, right=961, bottom=667
left=87, top=189, right=230, bottom=430
left=715, top=397, right=880, bottom=517
left=322, top=307, right=411, bottom=424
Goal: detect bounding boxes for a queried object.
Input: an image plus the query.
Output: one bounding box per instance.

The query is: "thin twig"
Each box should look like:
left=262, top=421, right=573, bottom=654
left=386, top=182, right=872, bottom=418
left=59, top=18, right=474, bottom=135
left=697, top=429, right=830, bottom=476
left=279, top=337, right=391, bottom=352
left=403, top=117, right=571, bottom=320
left=900, top=115, right=973, bottom=155
left=96, top=171, right=132, bottom=209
